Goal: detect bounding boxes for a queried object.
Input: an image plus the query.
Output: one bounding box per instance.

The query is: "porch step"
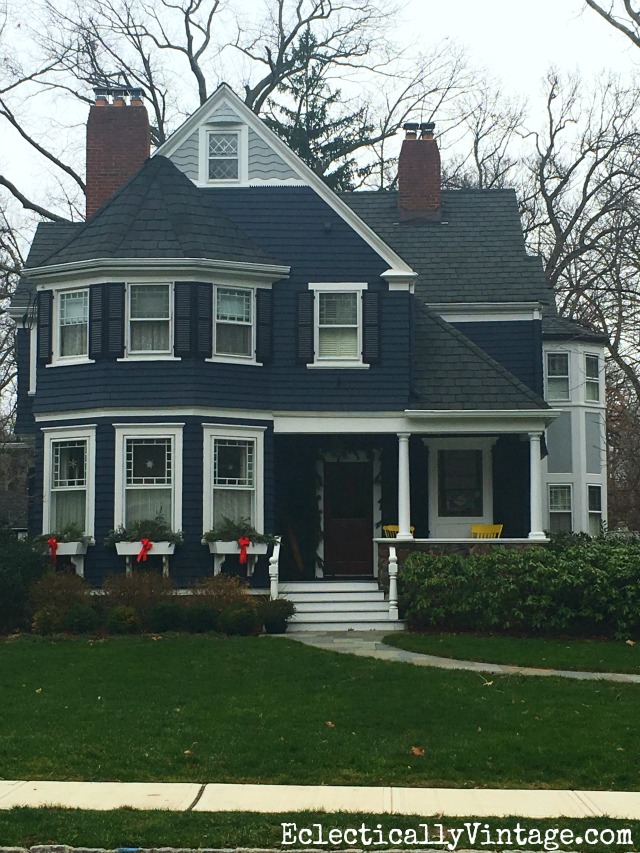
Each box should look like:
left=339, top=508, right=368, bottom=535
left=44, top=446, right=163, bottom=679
left=280, top=579, right=404, bottom=633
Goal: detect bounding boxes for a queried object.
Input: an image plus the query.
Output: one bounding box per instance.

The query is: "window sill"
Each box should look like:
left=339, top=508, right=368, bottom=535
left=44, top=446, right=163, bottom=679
left=117, top=355, right=181, bottom=362
left=46, top=358, right=95, bottom=368
left=307, top=361, right=370, bottom=370
left=206, top=356, right=259, bottom=366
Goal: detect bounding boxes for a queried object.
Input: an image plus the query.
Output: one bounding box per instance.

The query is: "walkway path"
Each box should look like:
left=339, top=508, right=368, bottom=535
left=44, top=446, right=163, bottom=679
left=285, top=631, right=640, bottom=684
left=1, top=780, right=640, bottom=818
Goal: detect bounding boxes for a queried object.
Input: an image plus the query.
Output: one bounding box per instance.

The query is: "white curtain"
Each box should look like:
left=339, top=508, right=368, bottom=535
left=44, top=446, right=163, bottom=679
left=125, top=488, right=172, bottom=526
left=212, top=489, right=252, bottom=527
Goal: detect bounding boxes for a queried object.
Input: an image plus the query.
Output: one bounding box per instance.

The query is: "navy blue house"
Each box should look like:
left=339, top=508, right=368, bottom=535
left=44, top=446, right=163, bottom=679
left=11, top=84, right=607, bottom=626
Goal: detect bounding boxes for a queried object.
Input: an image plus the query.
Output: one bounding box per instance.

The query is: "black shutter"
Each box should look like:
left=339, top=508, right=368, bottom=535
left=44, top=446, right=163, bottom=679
left=36, top=290, right=53, bottom=365
left=362, top=290, right=380, bottom=364
left=296, top=291, right=314, bottom=363
left=196, top=283, right=213, bottom=358
left=105, top=282, right=125, bottom=359
left=255, top=288, right=273, bottom=363
left=88, top=284, right=104, bottom=360
left=174, top=282, right=192, bottom=358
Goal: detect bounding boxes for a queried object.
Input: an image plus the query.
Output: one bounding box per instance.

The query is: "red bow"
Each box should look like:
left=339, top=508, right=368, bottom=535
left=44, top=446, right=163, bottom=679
left=47, top=537, right=58, bottom=564
left=238, top=536, right=251, bottom=565
left=137, top=538, right=153, bottom=562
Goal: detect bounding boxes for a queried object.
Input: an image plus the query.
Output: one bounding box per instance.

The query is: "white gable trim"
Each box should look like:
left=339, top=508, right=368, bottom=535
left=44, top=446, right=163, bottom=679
left=156, top=84, right=416, bottom=279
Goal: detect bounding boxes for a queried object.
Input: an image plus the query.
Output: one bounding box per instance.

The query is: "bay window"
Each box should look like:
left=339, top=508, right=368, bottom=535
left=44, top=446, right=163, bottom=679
left=214, top=286, right=253, bottom=357
left=546, top=352, right=570, bottom=401
left=43, top=426, right=96, bottom=537
left=128, top=284, right=171, bottom=354
left=549, top=484, right=572, bottom=533
left=58, top=290, right=89, bottom=358
left=203, top=425, right=264, bottom=533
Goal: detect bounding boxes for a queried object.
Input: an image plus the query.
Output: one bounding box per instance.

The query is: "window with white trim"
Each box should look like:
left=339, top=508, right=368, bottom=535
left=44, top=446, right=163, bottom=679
left=585, top=355, right=600, bottom=402
left=546, top=352, right=570, bottom=401
left=208, top=131, right=239, bottom=180
left=114, top=425, right=183, bottom=531
left=309, top=283, right=367, bottom=366
left=214, top=286, right=253, bottom=357
left=588, top=485, right=603, bottom=536
left=203, top=425, right=264, bottom=533
left=43, top=427, right=95, bottom=537
left=58, top=290, right=89, bottom=358
left=549, top=484, right=572, bottom=533
left=128, top=284, right=171, bottom=354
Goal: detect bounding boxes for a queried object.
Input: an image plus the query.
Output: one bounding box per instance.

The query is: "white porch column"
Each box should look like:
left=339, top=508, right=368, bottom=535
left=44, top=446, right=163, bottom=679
left=528, top=432, right=546, bottom=540
left=397, top=432, right=413, bottom=540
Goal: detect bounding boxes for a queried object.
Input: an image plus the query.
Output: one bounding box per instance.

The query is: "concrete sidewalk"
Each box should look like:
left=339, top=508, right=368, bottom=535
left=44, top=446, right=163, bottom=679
left=0, top=781, right=639, bottom=819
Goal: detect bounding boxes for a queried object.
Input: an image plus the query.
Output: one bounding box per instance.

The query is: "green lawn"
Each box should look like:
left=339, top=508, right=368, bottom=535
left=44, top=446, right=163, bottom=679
left=383, top=632, right=640, bottom=674
left=0, top=809, right=637, bottom=851
left=0, top=634, right=639, bottom=789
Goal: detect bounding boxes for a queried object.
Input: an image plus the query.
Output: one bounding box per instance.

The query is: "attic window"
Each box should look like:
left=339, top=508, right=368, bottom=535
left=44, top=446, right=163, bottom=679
left=208, top=131, right=239, bottom=180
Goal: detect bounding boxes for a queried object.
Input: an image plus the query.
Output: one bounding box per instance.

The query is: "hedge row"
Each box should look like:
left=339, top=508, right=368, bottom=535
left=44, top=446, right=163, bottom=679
left=400, top=534, right=640, bottom=638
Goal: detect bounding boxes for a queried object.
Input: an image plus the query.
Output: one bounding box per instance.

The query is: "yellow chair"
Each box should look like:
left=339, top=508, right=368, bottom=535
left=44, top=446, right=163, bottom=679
left=470, top=524, right=503, bottom=539
left=383, top=524, right=415, bottom=538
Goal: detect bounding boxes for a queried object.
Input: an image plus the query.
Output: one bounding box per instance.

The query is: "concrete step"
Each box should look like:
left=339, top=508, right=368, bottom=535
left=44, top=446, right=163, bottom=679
left=288, top=620, right=406, bottom=633
left=293, top=600, right=389, bottom=614
left=285, top=591, right=386, bottom=604
left=291, top=609, right=395, bottom=623
left=280, top=581, right=379, bottom=594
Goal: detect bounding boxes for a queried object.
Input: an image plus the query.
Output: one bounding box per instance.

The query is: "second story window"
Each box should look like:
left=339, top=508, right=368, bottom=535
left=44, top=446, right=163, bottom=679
left=585, top=355, right=600, bottom=402
left=129, top=284, right=171, bottom=354
left=208, top=132, right=239, bottom=180
left=59, top=290, right=88, bottom=358
left=318, top=292, right=359, bottom=360
left=546, top=352, right=570, bottom=401
left=214, top=286, right=253, bottom=358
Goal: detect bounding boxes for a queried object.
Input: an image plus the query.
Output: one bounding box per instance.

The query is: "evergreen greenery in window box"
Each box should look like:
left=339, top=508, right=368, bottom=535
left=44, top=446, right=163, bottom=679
left=202, top=517, right=277, bottom=554
left=36, top=524, right=92, bottom=556
left=105, top=519, right=183, bottom=554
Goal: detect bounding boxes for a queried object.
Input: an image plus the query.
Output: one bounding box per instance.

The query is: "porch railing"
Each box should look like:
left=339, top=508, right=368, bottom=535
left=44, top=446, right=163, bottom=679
left=269, top=537, right=282, bottom=600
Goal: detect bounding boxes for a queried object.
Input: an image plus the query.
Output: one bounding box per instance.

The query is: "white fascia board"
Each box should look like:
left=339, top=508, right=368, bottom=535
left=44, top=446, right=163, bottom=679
left=24, top=257, right=290, bottom=286
left=155, top=83, right=415, bottom=280
left=34, top=406, right=276, bottom=424
left=429, top=302, right=543, bottom=322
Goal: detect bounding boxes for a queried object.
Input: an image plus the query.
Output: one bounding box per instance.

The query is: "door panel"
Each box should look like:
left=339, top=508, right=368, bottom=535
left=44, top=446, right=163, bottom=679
left=323, top=461, right=373, bottom=575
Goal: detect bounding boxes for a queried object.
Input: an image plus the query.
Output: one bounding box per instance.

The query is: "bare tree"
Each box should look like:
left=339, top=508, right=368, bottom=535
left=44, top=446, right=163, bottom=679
left=585, top=0, right=640, bottom=47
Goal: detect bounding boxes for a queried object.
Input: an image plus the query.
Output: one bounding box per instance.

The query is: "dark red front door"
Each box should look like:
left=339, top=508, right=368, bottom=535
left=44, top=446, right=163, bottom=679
left=323, top=461, right=373, bottom=576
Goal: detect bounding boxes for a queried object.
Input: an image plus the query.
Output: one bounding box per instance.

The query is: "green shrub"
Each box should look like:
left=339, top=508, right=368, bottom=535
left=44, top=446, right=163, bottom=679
left=219, top=603, right=261, bottom=636
left=399, top=536, right=640, bottom=639
left=62, top=603, right=100, bottom=634
left=107, top=605, right=140, bottom=634
left=259, top=598, right=295, bottom=634
left=104, top=572, right=173, bottom=627
left=29, top=571, right=91, bottom=615
left=0, top=530, right=48, bottom=632
left=183, top=599, right=220, bottom=632
left=147, top=600, right=185, bottom=632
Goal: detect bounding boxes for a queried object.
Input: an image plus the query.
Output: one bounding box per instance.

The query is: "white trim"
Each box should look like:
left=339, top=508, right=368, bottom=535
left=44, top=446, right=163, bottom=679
left=52, top=287, right=90, bottom=365
left=309, top=282, right=368, bottom=368
left=114, top=424, right=184, bottom=532
left=211, top=283, right=257, bottom=364
left=548, top=482, right=573, bottom=533
left=429, top=302, right=543, bottom=322
left=35, top=407, right=276, bottom=423
left=308, top=282, right=369, bottom=292
left=29, top=329, right=37, bottom=395
left=24, top=257, right=290, bottom=284
left=423, top=437, right=496, bottom=539
left=155, top=83, right=415, bottom=279
left=126, top=282, right=173, bottom=357
left=42, top=425, right=96, bottom=539
left=202, top=424, right=265, bottom=535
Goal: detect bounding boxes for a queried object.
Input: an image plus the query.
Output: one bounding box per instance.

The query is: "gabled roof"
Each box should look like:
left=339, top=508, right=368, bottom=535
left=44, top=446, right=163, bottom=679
left=341, top=188, right=551, bottom=305
left=155, top=83, right=415, bottom=280
left=411, top=302, right=549, bottom=410
left=29, top=155, right=283, bottom=269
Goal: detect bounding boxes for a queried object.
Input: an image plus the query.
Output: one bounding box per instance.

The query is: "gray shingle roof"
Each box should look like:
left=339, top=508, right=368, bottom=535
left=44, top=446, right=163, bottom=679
left=28, top=155, right=283, bottom=269
left=411, top=303, right=549, bottom=410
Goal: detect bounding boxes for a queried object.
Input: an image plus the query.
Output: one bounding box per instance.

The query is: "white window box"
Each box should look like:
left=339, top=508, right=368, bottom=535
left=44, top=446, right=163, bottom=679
left=115, top=541, right=176, bottom=577
left=203, top=539, right=268, bottom=577
left=56, top=541, right=89, bottom=557
left=115, top=541, right=176, bottom=556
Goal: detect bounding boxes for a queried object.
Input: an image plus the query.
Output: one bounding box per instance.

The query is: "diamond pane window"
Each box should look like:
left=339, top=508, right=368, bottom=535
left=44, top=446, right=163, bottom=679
left=318, top=292, right=359, bottom=359
left=208, top=132, right=239, bottom=180
left=215, top=287, right=252, bottom=357
left=129, top=284, right=171, bottom=353
left=547, top=353, right=570, bottom=401
left=59, top=290, right=88, bottom=357
left=585, top=355, right=600, bottom=402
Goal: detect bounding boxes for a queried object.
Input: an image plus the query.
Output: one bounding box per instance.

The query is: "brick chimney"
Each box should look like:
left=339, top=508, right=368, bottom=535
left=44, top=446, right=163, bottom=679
left=86, top=87, right=151, bottom=218
left=397, top=121, right=441, bottom=222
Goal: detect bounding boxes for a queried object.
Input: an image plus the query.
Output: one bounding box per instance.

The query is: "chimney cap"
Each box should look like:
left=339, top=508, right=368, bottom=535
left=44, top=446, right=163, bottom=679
left=403, top=122, right=420, bottom=132
left=420, top=121, right=435, bottom=132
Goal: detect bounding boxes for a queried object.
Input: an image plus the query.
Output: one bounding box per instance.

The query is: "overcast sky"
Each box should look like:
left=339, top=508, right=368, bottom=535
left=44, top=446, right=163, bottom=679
left=399, top=0, right=638, bottom=98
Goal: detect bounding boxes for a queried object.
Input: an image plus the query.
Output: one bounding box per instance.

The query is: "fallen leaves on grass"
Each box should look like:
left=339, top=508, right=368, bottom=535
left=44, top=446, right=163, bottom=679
left=325, top=721, right=335, bottom=728
left=410, top=746, right=425, bottom=756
